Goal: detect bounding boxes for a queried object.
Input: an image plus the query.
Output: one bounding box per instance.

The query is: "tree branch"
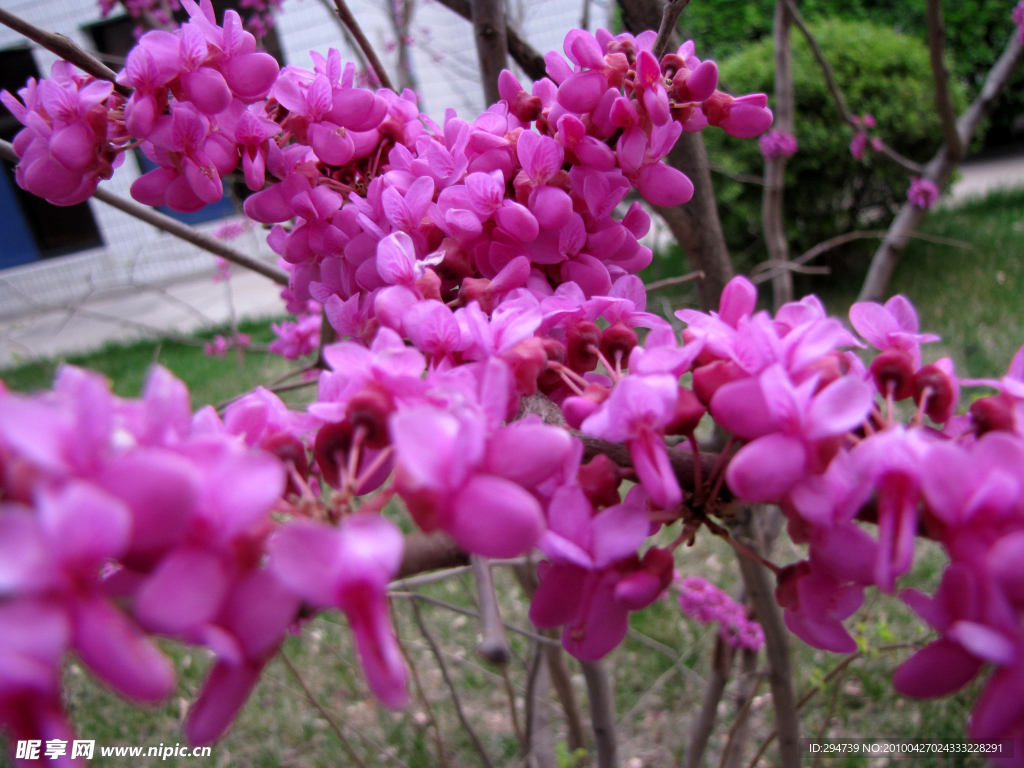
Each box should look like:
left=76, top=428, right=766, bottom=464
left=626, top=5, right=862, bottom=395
left=926, top=0, right=963, bottom=161
left=683, top=634, right=735, bottom=768
left=410, top=597, right=497, bottom=768
left=764, top=0, right=795, bottom=309
left=332, top=0, right=394, bottom=91
left=581, top=660, right=618, bottom=768
left=859, top=28, right=1024, bottom=301
left=470, top=555, right=512, bottom=665
left=0, top=7, right=132, bottom=97
left=469, top=0, right=509, bottom=106
left=430, top=0, right=546, bottom=81
left=652, top=0, right=692, bottom=59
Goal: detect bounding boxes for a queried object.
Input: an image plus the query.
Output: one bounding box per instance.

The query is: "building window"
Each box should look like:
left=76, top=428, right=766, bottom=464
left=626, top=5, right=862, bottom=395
left=0, top=47, right=104, bottom=270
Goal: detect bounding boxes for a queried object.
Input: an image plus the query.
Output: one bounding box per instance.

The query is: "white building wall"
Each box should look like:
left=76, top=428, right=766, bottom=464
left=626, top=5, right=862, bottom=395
left=0, top=0, right=612, bottom=320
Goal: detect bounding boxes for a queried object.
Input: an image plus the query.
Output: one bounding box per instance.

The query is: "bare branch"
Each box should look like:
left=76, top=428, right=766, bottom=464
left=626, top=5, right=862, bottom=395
left=470, top=0, right=509, bottom=105
left=397, top=531, right=470, bottom=579
left=332, top=0, right=394, bottom=91
left=645, top=270, right=705, bottom=292
left=410, top=597, right=498, bottom=768
left=720, top=649, right=762, bottom=768
left=0, top=7, right=131, bottom=97
left=734, top=511, right=799, bottom=768
left=391, top=592, right=560, bottom=647
left=471, top=555, right=512, bottom=665
left=859, top=29, right=1024, bottom=301
left=431, top=0, right=547, bottom=81
left=926, top=0, right=963, bottom=161
left=394, top=622, right=451, bottom=768
left=581, top=660, right=618, bottom=768
left=764, top=0, right=795, bottom=309
left=683, top=635, right=735, bottom=768
left=779, top=0, right=849, bottom=122
left=524, top=642, right=557, bottom=768
left=280, top=650, right=371, bottom=768
left=652, top=0, right=692, bottom=59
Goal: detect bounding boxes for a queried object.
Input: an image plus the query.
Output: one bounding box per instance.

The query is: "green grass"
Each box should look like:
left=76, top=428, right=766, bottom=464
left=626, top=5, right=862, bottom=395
left=2, top=190, right=1022, bottom=766
left=0, top=318, right=313, bottom=410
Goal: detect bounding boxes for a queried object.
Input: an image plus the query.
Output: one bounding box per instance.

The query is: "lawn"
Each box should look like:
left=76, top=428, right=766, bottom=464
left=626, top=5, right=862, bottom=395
left=2, top=189, right=1022, bottom=766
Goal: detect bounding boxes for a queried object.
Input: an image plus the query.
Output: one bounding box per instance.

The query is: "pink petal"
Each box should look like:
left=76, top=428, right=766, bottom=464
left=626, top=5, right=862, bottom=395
left=185, top=660, right=261, bottom=745
left=893, top=639, right=984, bottom=698
left=450, top=474, right=545, bottom=558
left=134, top=547, right=230, bottom=634
left=637, top=162, right=694, bottom=206
left=726, top=433, right=807, bottom=502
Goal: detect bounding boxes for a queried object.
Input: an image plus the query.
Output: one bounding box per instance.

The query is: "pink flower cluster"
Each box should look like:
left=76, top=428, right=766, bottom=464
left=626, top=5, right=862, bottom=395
left=0, top=63, right=125, bottom=205
left=203, top=332, right=250, bottom=357
left=758, top=129, right=798, bottom=159
left=677, top=576, right=765, bottom=650
left=907, top=177, right=940, bottom=209
left=11, top=8, right=1024, bottom=762
left=1014, top=1, right=1024, bottom=43
left=0, top=368, right=413, bottom=758
left=849, top=113, right=882, bottom=161
left=269, top=309, right=321, bottom=360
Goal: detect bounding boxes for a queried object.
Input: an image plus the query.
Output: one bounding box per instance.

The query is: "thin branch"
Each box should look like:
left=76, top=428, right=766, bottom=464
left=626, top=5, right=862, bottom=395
left=394, top=623, right=451, bottom=768
left=861, top=17, right=1022, bottom=307
left=470, top=555, right=512, bottom=665
left=709, top=164, right=765, bottom=186
left=332, top=0, right=394, bottom=91
left=1, top=141, right=291, bottom=286
left=280, top=650, right=370, bottom=768
left=780, top=0, right=849, bottom=122
left=734, top=513, right=799, bottom=768
left=719, top=654, right=762, bottom=768
left=684, top=635, right=734, bottom=768
left=390, top=592, right=560, bottom=647
left=746, top=643, right=919, bottom=768
left=926, top=0, right=963, bottom=161
left=0, top=7, right=132, bottom=97
left=652, top=0, right=692, bottom=59
left=645, top=270, right=705, bottom=292
left=430, top=0, right=546, bottom=81
left=751, top=229, right=973, bottom=285
left=581, top=660, right=618, bottom=768
left=524, top=641, right=557, bottom=768
left=764, top=0, right=795, bottom=309
left=410, top=597, right=497, bottom=768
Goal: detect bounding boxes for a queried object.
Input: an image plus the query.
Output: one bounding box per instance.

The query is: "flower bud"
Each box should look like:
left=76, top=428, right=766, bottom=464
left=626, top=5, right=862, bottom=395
left=870, top=349, right=916, bottom=400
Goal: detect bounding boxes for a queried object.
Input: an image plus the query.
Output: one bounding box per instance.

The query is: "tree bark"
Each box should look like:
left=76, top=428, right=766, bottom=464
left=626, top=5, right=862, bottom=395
left=469, top=0, right=509, bottom=106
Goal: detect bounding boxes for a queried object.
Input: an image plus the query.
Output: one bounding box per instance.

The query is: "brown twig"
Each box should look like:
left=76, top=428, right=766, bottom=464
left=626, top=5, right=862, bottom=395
left=751, top=229, right=972, bottom=285
left=764, top=0, right=795, bottom=309
left=280, top=650, right=370, bottom=768
left=683, top=634, right=735, bottom=768
left=719, top=656, right=763, bottom=768
left=0, top=141, right=291, bottom=287
left=652, top=0, right=693, bottom=58
left=394, top=623, right=451, bottom=768
left=391, top=592, right=559, bottom=647
left=0, top=7, right=132, bottom=97
left=470, top=555, right=512, bottom=665
left=581, top=660, right=618, bottom=768
left=644, top=270, right=705, bottom=292
left=523, top=641, right=557, bottom=768
left=469, top=0, right=509, bottom=105
left=926, top=0, right=963, bottom=161
left=410, top=597, right=497, bottom=768
left=332, top=0, right=394, bottom=91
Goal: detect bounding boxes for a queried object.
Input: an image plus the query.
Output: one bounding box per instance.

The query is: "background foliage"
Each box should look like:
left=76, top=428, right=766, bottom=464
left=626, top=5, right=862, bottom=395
left=680, top=0, right=1024, bottom=149
left=703, top=19, right=967, bottom=277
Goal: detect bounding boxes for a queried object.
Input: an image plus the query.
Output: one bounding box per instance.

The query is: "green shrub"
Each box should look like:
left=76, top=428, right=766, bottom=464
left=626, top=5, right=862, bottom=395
left=679, top=0, right=1024, bottom=149
left=703, top=19, right=967, bottom=276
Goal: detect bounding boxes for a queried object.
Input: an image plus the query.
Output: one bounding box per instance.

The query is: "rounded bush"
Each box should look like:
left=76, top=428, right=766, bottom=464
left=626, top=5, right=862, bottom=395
left=704, top=19, right=967, bottom=274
